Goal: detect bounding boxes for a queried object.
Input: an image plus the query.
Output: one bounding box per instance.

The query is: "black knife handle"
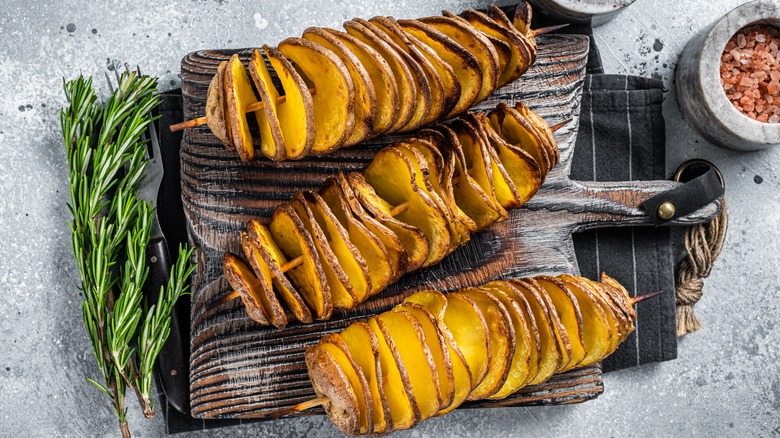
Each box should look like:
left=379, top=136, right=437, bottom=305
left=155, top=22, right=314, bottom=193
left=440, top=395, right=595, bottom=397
left=144, top=236, right=190, bottom=413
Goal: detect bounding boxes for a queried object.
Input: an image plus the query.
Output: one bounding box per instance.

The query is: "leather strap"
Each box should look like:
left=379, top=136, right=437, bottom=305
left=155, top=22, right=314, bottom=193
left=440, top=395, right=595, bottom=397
left=642, top=160, right=725, bottom=225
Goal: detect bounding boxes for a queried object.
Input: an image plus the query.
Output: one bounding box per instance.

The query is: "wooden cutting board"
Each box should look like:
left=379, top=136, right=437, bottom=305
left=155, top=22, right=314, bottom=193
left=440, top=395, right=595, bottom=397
left=180, top=34, right=721, bottom=420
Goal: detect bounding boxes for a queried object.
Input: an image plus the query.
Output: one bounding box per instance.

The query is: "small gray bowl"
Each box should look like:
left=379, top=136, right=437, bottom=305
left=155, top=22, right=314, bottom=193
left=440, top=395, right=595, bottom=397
left=529, top=0, right=636, bottom=27
left=676, top=0, right=780, bottom=151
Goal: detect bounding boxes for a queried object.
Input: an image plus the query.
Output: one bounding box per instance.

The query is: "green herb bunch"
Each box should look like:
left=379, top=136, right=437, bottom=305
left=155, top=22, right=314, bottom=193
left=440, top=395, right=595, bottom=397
left=61, top=72, right=195, bottom=437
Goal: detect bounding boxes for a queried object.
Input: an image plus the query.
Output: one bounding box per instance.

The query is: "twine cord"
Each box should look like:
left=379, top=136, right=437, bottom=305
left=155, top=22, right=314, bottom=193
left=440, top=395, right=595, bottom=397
left=675, top=198, right=728, bottom=336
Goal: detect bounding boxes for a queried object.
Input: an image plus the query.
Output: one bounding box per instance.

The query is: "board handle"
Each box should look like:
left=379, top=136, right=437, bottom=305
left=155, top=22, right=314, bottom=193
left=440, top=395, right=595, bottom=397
left=525, top=180, right=724, bottom=232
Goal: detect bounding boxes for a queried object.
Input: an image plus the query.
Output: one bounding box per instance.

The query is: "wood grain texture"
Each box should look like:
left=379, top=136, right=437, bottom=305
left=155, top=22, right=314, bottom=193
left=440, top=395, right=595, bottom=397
left=181, top=34, right=722, bottom=420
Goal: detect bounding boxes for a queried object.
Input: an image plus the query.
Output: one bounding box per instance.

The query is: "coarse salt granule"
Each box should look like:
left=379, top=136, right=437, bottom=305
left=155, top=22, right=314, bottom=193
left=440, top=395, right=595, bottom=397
left=721, top=25, right=780, bottom=123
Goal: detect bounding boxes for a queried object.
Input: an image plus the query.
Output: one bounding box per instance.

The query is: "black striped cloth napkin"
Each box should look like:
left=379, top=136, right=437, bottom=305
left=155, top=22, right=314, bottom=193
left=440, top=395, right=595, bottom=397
left=570, top=74, right=675, bottom=372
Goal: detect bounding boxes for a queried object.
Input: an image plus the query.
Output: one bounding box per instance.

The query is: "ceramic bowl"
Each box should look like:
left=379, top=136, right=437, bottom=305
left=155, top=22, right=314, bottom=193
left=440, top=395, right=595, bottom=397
left=676, top=0, right=780, bottom=151
left=529, top=0, right=637, bottom=27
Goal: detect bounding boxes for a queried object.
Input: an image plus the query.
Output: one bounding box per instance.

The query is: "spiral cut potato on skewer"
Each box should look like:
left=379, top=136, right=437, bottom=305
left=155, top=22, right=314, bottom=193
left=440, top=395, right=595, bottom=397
left=297, top=273, right=642, bottom=435
left=219, top=100, right=561, bottom=328
left=175, top=3, right=559, bottom=161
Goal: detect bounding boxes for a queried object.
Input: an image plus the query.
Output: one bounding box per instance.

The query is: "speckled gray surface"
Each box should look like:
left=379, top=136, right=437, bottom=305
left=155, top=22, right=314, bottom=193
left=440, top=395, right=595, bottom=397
left=0, top=0, right=778, bottom=436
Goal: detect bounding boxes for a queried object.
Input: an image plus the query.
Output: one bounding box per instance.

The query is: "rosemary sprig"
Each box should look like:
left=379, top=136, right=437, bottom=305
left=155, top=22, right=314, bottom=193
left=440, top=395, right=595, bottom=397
left=62, top=72, right=194, bottom=437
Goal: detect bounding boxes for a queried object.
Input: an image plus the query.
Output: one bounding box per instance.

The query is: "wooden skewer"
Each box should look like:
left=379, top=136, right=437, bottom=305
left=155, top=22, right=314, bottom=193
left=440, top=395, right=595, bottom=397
left=548, top=118, right=572, bottom=132
left=268, top=396, right=328, bottom=419
left=533, top=24, right=569, bottom=36
left=630, top=290, right=664, bottom=305
left=169, top=87, right=317, bottom=132
left=207, top=202, right=411, bottom=312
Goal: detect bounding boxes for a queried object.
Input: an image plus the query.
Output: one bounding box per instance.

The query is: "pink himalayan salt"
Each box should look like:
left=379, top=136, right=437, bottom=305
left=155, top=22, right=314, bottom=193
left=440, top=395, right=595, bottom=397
left=721, top=24, right=780, bottom=122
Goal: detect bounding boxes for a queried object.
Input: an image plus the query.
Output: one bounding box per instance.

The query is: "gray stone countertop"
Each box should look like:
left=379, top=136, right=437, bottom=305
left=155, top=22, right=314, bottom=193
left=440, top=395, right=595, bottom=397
left=0, top=0, right=778, bottom=436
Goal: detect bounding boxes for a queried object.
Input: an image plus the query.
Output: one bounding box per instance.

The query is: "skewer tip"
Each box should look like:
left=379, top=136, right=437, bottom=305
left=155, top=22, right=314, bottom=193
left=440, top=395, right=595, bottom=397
left=268, top=396, right=328, bottom=419
left=631, top=290, right=665, bottom=305
left=169, top=116, right=208, bottom=132
left=549, top=118, right=572, bottom=132
left=206, top=290, right=240, bottom=312
left=534, top=23, right=570, bottom=36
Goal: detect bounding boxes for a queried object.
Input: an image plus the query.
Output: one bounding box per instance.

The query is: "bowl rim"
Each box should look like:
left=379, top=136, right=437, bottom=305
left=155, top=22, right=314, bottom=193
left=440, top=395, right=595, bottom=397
left=700, top=0, right=780, bottom=144
left=529, top=0, right=637, bottom=15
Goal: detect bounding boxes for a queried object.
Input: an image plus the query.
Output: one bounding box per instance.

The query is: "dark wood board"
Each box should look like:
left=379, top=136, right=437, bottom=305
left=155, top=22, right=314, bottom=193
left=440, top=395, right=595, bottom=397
left=180, top=34, right=721, bottom=420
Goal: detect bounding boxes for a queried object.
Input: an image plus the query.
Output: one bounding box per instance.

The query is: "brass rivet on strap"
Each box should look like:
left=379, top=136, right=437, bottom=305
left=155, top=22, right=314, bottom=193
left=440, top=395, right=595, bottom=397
left=658, top=202, right=676, bottom=220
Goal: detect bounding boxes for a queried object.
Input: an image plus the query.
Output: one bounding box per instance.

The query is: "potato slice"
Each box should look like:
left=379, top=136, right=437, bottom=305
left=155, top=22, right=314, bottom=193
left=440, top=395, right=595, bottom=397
left=475, top=111, right=542, bottom=204
left=488, top=103, right=551, bottom=175
left=264, top=46, right=315, bottom=160
left=344, top=20, right=418, bottom=133
left=558, top=275, right=613, bottom=367
left=239, top=232, right=288, bottom=328
left=341, top=322, right=393, bottom=434
left=478, top=282, right=534, bottom=399
left=415, top=129, right=479, bottom=235
left=417, top=16, right=499, bottom=103
left=450, top=118, right=511, bottom=212
left=498, top=282, right=542, bottom=387
left=370, top=16, right=459, bottom=123
left=488, top=4, right=537, bottom=65
left=443, top=292, right=490, bottom=390
left=352, top=18, right=433, bottom=132
left=304, top=344, right=360, bottom=435
left=458, top=288, right=514, bottom=400
left=588, top=279, right=633, bottom=343
left=400, top=289, right=473, bottom=415
left=514, top=102, right=559, bottom=172
left=434, top=330, right=472, bottom=415
left=290, top=193, right=358, bottom=309
left=269, top=203, right=332, bottom=320
left=394, top=303, right=454, bottom=411
left=487, top=5, right=518, bottom=34
left=536, top=277, right=587, bottom=371
left=221, top=253, right=269, bottom=325
left=463, top=113, right=522, bottom=209
left=319, top=334, right=373, bottom=435
left=367, top=316, right=421, bottom=430
left=245, top=220, right=313, bottom=324
left=325, top=28, right=399, bottom=136
left=437, top=125, right=505, bottom=229
left=334, top=172, right=409, bottom=281
left=600, top=273, right=637, bottom=333
left=364, top=147, right=452, bottom=267
left=508, top=278, right=564, bottom=384
left=347, top=171, right=428, bottom=272
left=319, top=180, right=394, bottom=295
left=309, top=192, right=373, bottom=302
left=403, top=138, right=471, bottom=248
left=584, top=279, right=626, bottom=351
left=394, top=142, right=462, bottom=253
left=511, top=1, right=534, bottom=37
left=303, top=27, right=376, bottom=146
left=205, top=61, right=231, bottom=149
left=224, top=54, right=260, bottom=161
left=278, top=37, right=355, bottom=153
left=376, top=311, right=441, bottom=421
left=530, top=278, right=576, bottom=372
left=441, top=11, right=513, bottom=86
left=459, top=9, right=532, bottom=87
left=247, top=48, right=286, bottom=161
left=399, top=19, right=483, bottom=116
